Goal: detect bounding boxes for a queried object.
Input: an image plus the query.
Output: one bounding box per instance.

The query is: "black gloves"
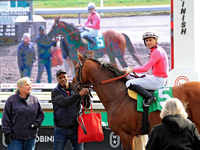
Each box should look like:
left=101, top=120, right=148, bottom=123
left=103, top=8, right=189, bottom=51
left=31, top=122, right=39, bottom=129
left=5, top=133, right=11, bottom=145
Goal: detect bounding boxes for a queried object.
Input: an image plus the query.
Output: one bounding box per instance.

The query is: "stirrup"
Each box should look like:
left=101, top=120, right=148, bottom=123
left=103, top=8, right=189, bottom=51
left=89, top=43, right=94, bottom=49
left=143, top=100, right=150, bottom=107
left=146, top=97, right=156, bottom=106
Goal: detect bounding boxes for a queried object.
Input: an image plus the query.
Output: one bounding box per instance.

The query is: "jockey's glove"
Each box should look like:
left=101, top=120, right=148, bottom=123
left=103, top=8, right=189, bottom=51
left=124, top=67, right=133, bottom=74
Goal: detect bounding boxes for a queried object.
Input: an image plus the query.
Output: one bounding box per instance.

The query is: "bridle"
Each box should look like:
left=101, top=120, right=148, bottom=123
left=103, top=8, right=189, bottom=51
left=72, top=57, right=146, bottom=102
left=74, top=58, right=130, bottom=91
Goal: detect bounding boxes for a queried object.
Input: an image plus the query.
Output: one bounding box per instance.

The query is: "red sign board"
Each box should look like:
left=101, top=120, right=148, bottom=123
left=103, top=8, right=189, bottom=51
left=174, top=76, right=189, bottom=86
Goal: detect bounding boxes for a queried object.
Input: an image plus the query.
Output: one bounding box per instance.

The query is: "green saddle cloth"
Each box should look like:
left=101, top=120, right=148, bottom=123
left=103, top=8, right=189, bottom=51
left=88, top=34, right=105, bottom=50
left=137, top=87, right=173, bottom=113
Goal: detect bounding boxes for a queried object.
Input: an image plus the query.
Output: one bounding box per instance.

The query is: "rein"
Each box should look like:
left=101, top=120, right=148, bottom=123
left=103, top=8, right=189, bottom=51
left=76, top=58, right=129, bottom=88
left=68, top=27, right=89, bottom=36
left=101, top=73, right=129, bottom=84
left=68, top=29, right=80, bottom=36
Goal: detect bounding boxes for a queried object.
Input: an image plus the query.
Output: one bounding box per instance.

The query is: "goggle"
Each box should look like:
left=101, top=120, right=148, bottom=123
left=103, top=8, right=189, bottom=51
left=143, top=32, right=156, bottom=37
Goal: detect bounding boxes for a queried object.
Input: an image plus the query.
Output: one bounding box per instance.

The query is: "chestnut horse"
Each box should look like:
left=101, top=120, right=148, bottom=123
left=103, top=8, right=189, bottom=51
left=49, top=18, right=142, bottom=68
left=72, top=52, right=200, bottom=150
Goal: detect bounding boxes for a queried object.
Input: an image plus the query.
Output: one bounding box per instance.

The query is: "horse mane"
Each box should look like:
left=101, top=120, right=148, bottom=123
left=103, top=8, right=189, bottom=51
left=83, top=51, right=128, bottom=83
left=60, top=21, right=80, bottom=34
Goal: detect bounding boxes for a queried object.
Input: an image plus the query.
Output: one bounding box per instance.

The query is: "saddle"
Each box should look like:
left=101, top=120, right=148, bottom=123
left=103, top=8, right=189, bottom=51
left=128, top=87, right=173, bottom=134
left=128, top=89, right=154, bottom=100
left=128, top=87, right=172, bottom=112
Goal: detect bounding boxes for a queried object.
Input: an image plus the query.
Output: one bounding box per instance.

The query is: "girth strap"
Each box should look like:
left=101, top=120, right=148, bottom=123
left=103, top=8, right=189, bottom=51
left=141, top=107, right=150, bottom=135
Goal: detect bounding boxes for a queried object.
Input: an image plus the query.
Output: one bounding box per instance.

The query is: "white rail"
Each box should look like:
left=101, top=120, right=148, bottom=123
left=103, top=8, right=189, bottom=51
left=0, top=92, right=104, bottom=110
left=34, top=5, right=170, bottom=23
left=34, top=5, right=170, bottom=14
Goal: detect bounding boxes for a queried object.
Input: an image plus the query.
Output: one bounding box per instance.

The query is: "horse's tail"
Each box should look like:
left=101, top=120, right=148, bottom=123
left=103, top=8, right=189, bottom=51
left=122, top=33, right=143, bottom=66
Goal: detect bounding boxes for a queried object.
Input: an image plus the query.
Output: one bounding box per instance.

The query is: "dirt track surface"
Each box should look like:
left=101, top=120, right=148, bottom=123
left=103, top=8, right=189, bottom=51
left=0, top=15, right=170, bottom=84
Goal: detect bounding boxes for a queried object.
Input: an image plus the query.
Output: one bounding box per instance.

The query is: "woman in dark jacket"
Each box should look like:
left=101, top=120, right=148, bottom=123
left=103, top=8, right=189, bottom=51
left=146, top=98, right=200, bottom=150
left=17, top=33, right=36, bottom=78
left=2, top=77, right=44, bottom=150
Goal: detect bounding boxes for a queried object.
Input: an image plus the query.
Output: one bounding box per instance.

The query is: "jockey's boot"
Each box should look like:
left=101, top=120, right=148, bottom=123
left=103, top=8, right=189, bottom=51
left=83, top=35, right=96, bottom=49
left=128, top=84, right=156, bottom=107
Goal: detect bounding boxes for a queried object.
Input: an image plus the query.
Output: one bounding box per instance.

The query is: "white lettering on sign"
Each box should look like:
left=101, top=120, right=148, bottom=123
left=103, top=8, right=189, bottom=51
left=180, top=0, right=186, bottom=34
left=109, top=132, right=120, bottom=148
left=36, top=135, right=54, bottom=143
left=1, top=83, right=57, bottom=89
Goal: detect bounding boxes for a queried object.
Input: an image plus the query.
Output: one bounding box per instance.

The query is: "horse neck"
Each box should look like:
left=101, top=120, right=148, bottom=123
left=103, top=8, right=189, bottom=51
left=83, top=62, right=126, bottom=110
left=94, top=78, right=127, bottom=112
left=60, top=28, right=84, bottom=46
left=48, top=29, right=55, bottom=39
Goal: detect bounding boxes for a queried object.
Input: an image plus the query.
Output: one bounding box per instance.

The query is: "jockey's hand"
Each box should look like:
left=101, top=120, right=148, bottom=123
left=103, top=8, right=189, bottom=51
left=123, top=67, right=133, bottom=74
left=55, top=37, right=59, bottom=42
left=76, top=24, right=81, bottom=27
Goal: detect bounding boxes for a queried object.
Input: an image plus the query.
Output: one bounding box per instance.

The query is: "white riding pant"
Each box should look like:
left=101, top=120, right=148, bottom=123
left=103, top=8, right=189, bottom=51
left=126, top=75, right=167, bottom=90
left=78, top=27, right=99, bottom=37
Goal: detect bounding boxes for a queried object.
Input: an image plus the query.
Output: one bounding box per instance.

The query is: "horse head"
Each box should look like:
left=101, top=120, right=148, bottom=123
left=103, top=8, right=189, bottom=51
left=49, top=17, right=79, bottom=37
left=71, top=51, right=91, bottom=91
left=72, top=51, right=128, bottom=92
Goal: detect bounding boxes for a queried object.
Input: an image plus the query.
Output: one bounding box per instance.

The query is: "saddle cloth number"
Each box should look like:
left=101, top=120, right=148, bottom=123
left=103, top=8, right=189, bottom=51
left=128, top=87, right=173, bottom=113
left=88, top=35, right=105, bottom=50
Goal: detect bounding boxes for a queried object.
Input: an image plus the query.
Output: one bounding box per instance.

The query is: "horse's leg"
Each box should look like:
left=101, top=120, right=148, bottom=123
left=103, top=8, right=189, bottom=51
left=109, top=45, right=128, bottom=68
left=107, top=50, right=116, bottom=64
left=134, top=135, right=148, bottom=150
left=117, top=56, right=128, bottom=68
left=119, top=132, right=134, bottom=150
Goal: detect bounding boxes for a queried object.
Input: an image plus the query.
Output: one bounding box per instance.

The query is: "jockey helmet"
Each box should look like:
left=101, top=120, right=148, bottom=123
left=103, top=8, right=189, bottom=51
left=39, top=25, right=45, bottom=32
left=142, top=31, right=158, bottom=40
left=88, top=2, right=95, bottom=10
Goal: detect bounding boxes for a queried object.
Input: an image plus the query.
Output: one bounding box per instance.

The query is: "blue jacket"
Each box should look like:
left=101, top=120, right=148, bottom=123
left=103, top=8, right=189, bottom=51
left=2, top=93, right=44, bottom=139
left=37, top=34, right=56, bottom=60
left=17, top=41, right=36, bottom=69
left=51, top=83, right=81, bottom=127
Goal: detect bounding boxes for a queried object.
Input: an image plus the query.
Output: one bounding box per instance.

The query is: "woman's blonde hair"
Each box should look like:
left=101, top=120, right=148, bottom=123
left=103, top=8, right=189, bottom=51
left=160, top=98, right=188, bottom=119
left=15, top=77, right=31, bottom=93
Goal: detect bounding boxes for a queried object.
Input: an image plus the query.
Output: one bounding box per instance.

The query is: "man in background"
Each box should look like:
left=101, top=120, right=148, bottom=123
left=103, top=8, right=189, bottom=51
left=36, top=25, right=58, bottom=83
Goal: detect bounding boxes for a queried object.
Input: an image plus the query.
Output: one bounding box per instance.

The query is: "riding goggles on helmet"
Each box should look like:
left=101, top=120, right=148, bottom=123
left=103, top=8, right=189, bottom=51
left=142, top=32, right=158, bottom=40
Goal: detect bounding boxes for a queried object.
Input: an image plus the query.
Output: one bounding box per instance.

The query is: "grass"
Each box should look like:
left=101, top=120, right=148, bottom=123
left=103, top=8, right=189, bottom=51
left=33, top=0, right=170, bottom=18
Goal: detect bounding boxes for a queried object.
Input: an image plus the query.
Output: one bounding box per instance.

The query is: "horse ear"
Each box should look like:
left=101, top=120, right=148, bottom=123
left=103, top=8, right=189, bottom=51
left=78, top=51, right=84, bottom=62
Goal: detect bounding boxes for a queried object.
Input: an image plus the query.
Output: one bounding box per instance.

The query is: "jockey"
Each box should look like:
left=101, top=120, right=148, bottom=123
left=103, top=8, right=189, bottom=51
left=124, top=30, right=169, bottom=107
left=76, top=2, right=101, bottom=49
